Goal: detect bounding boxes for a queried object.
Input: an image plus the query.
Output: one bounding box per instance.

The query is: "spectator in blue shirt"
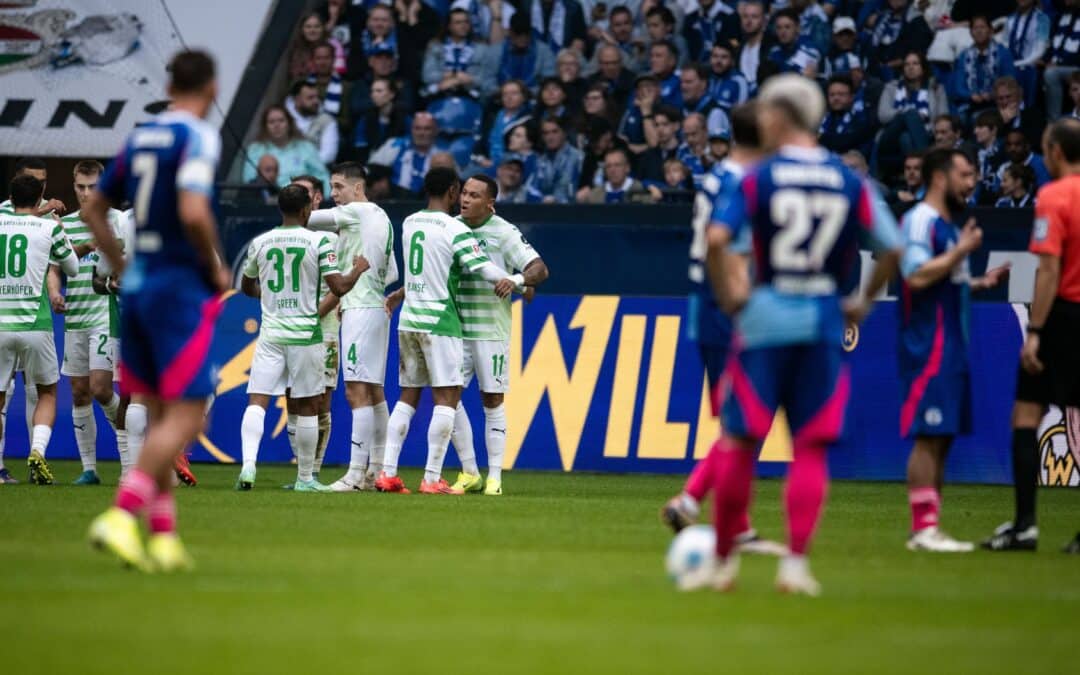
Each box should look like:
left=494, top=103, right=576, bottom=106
left=422, top=9, right=497, bottom=101
left=682, top=0, right=740, bottom=63
left=1044, top=0, right=1080, bottom=120
left=481, top=79, right=533, bottom=166
left=497, top=12, right=556, bottom=90
left=707, top=42, right=751, bottom=111
left=767, top=8, right=821, bottom=77
left=792, top=0, right=831, bottom=56
left=1003, top=0, right=1051, bottom=107
left=503, top=121, right=539, bottom=183
left=537, top=77, right=572, bottom=121
left=823, top=16, right=862, bottom=76
left=529, top=0, right=587, bottom=54
left=645, top=6, right=691, bottom=67
left=950, top=15, right=1016, bottom=121
left=452, top=0, right=514, bottom=44
left=996, top=127, right=1051, bottom=189
left=618, top=74, right=660, bottom=154
left=527, top=117, right=583, bottom=202
left=818, top=74, right=876, bottom=158
left=649, top=40, right=684, bottom=107
left=368, top=111, right=447, bottom=195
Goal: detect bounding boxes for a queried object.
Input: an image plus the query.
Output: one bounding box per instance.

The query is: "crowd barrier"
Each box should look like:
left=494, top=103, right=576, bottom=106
left=5, top=204, right=1075, bottom=485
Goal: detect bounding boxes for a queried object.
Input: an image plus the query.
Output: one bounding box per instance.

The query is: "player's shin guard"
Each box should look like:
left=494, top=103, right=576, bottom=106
left=711, top=441, right=755, bottom=559
left=347, top=406, right=374, bottom=481
left=315, top=412, right=331, bottom=472
left=685, top=441, right=721, bottom=502
left=370, top=400, right=388, bottom=475
left=125, top=403, right=147, bottom=467
left=73, top=405, right=97, bottom=472
left=295, top=415, right=319, bottom=482
left=240, top=406, right=266, bottom=472
left=382, top=402, right=415, bottom=478
left=908, top=486, right=941, bottom=533
left=451, top=402, right=479, bottom=475
left=785, top=443, right=829, bottom=556
left=30, top=424, right=51, bottom=457
left=484, top=404, right=507, bottom=482
left=424, top=405, right=455, bottom=484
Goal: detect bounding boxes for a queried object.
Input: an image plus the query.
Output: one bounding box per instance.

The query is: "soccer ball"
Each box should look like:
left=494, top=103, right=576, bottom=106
left=665, top=525, right=715, bottom=585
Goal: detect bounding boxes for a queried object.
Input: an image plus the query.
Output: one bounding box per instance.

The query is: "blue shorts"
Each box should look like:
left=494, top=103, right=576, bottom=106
left=118, top=279, right=222, bottom=401
left=721, top=341, right=850, bottom=445
left=899, top=370, right=971, bottom=439
left=698, top=341, right=731, bottom=417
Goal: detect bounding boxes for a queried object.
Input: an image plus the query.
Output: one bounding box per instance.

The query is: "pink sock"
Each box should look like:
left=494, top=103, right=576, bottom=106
left=115, top=469, right=155, bottom=517
left=148, top=490, right=176, bottom=534
left=684, top=440, right=721, bottom=502
left=784, top=443, right=829, bottom=556
left=908, top=487, right=940, bottom=532
left=711, top=440, right=755, bottom=558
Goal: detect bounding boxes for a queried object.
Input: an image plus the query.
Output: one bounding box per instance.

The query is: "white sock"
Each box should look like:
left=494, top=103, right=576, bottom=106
left=287, top=413, right=298, bottom=458
left=346, top=406, right=374, bottom=482
left=452, top=401, right=479, bottom=475
left=370, top=400, right=388, bottom=475
left=295, top=415, right=318, bottom=482
left=24, top=383, right=37, bottom=439
left=485, top=404, right=507, bottom=482
left=100, top=392, right=120, bottom=428
left=382, top=401, right=415, bottom=478
left=73, top=405, right=97, bottom=472
left=315, top=412, right=331, bottom=472
left=30, top=424, right=51, bottom=457
left=125, top=403, right=147, bottom=467
left=240, top=405, right=266, bottom=472
left=424, top=405, right=455, bottom=484
left=116, top=429, right=130, bottom=473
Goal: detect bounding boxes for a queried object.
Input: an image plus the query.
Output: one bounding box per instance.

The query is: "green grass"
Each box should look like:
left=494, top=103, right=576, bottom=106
left=1, top=460, right=1078, bottom=675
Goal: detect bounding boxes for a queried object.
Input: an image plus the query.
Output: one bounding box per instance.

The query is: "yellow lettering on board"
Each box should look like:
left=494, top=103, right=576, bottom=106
left=759, top=408, right=793, bottom=462
left=693, top=372, right=718, bottom=459
left=215, top=339, right=257, bottom=395
left=603, top=315, right=646, bottom=458
left=505, top=296, right=619, bottom=471
left=637, top=316, right=689, bottom=459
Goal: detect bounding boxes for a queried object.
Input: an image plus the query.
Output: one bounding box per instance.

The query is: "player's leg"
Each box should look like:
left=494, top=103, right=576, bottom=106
left=285, top=343, right=331, bottom=492
left=89, top=329, right=121, bottom=429
left=370, top=387, right=389, bottom=480
left=418, top=335, right=465, bottom=494
left=23, top=332, right=61, bottom=485
left=333, top=308, right=389, bottom=490
left=375, top=386, right=419, bottom=493
left=125, top=396, right=148, bottom=473
left=239, top=339, right=287, bottom=489
left=115, top=395, right=129, bottom=477
left=334, top=381, right=378, bottom=489
left=314, top=337, right=339, bottom=477
left=982, top=398, right=1044, bottom=550
left=0, top=341, right=15, bottom=484
left=449, top=340, right=482, bottom=493
left=64, top=330, right=99, bottom=483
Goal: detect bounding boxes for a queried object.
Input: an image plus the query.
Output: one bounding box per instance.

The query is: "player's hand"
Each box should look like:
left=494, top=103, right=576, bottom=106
left=384, top=288, right=404, bottom=317
left=494, top=278, right=516, bottom=298
left=957, top=218, right=982, bottom=254
left=352, top=255, right=370, bottom=276
left=981, top=262, right=1011, bottom=289
left=49, top=292, right=66, bottom=314
left=842, top=295, right=870, bottom=325
left=1021, top=333, right=1043, bottom=374
left=212, top=265, right=232, bottom=294
left=522, top=286, right=536, bottom=303
left=37, top=198, right=66, bottom=217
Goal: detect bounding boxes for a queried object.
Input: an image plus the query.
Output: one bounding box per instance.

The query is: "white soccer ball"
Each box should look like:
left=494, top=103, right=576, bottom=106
left=665, top=525, right=716, bottom=585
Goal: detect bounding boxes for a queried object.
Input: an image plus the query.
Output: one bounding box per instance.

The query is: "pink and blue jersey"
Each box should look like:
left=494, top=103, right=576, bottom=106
left=711, top=145, right=901, bottom=445
left=897, top=202, right=973, bottom=438
left=97, top=109, right=223, bottom=400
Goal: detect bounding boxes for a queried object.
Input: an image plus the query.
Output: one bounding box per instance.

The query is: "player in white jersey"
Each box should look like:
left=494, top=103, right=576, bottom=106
left=289, top=174, right=339, bottom=478
left=0, top=158, right=65, bottom=484
left=305, top=163, right=399, bottom=492
left=441, top=175, right=549, bottom=495
left=59, top=160, right=125, bottom=485
left=236, top=184, right=369, bottom=491
left=0, top=175, right=81, bottom=484
left=379, top=167, right=523, bottom=494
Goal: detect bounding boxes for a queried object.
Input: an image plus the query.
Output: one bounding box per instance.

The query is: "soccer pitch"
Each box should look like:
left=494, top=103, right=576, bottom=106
left=1, top=461, right=1077, bottom=675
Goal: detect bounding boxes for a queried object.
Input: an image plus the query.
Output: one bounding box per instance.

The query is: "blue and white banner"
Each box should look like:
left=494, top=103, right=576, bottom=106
left=7, top=293, right=1077, bottom=486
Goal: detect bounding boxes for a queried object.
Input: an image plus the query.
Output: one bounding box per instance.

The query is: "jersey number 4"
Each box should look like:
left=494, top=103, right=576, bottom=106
left=769, top=190, right=849, bottom=272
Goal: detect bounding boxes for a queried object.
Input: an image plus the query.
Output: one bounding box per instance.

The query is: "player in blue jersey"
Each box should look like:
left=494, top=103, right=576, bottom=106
left=701, top=75, right=902, bottom=596
left=83, top=50, right=229, bottom=573
left=898, top=148, right=1010, bottom=553
left=662, top=102, right=785, bottom=557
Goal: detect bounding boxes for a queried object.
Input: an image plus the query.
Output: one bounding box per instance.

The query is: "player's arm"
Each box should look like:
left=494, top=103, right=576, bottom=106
left=307, top=208, right=339, bottom=233
left=324, top=255, right=370, bottom=297
left=452, top=227, right=522, bottom=298
left=318, top=292, right=340, bottom=318
left=240, top=245, right=260, bottom=298
left=705, top=178, right=751, bottom=314
left=903, top=217, right=982, bottom=291
left=385, top=286, right=405, bottom=316
left=178, top=190, right=229, bottom=293
left=49, top=222, right=80, bottom=278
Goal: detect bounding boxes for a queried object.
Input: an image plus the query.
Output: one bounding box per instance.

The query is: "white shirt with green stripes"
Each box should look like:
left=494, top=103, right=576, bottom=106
left=456, top=214, right=539, bottom=341
left=60, top=208, right=122, bottom=332
left=0, top=212, right=78, bottom=332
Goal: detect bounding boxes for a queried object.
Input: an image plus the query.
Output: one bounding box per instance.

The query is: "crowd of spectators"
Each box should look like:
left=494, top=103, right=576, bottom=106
left=240, top=0, right=1080, bottom=208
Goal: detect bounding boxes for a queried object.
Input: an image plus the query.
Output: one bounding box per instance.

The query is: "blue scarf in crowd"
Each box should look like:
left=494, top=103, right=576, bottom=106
left=531, top=0, right=566, bottom=52
left=443, top=39, right=475, bottom=73
left=965, top=44, right=1000, bottom=96
left=361, top=29, right=398, bottom=58
left=894, top=85, right=931, bottom=125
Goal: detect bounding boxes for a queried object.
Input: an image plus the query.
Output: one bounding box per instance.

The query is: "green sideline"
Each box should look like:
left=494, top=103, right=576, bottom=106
left=1, top=461, right=1077, bottom=675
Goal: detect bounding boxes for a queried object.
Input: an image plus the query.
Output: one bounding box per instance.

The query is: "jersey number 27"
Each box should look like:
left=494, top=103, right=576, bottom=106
left=769, top=190, right=849, bottom=272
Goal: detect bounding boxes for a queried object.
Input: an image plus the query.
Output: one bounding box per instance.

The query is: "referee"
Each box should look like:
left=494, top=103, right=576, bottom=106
left=983, top=118, right=1080, bottom=553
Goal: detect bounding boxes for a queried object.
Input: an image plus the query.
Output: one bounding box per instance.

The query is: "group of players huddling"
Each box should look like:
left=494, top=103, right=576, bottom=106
left=668, top=74, right=1080, bottom=595
left=1, top=49, right=1076, bottom=583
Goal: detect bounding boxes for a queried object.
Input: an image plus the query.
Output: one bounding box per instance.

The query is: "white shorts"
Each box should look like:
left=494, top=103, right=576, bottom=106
left=323, top=339, right=339, bottom=390
left=246, top=339, right=326, bottom=399
left=61, top=328, right=115, bottom=376
left=398, top=330, right=463, bottom=388
left=462, top=339, right=510, bottom=393
left=0, top=331, right=59, bottom=386
left=340, top=307, right=389, bottom=385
